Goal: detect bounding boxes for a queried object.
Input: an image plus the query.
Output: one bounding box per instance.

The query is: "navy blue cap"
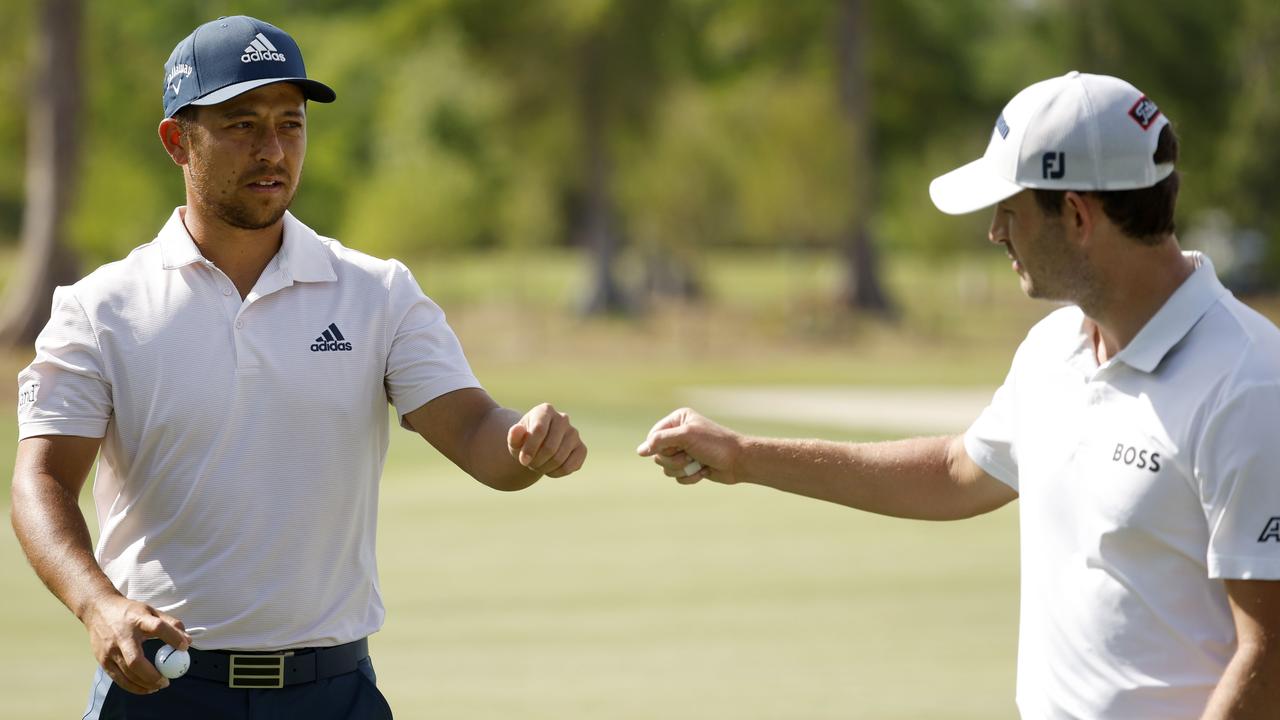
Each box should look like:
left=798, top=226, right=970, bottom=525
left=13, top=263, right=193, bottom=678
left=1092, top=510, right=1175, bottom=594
left=163, top=16, right=335, bottom=118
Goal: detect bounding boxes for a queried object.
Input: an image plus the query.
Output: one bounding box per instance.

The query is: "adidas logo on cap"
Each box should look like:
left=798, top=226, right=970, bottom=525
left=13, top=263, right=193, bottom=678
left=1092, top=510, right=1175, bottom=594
left=242, top=32, right=286, bottom=63
left=310, top=323, right=352, bottom=352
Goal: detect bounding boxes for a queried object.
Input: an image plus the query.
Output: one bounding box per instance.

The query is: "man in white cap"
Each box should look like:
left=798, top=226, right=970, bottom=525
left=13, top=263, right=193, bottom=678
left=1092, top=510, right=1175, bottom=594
left=638, top=71, right=1280, bottom=718
left=11, top=15, right=587, bottom=719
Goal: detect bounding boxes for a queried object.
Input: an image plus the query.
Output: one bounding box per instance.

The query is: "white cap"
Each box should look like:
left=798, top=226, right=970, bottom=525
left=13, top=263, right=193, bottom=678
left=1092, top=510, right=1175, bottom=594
left=929, top=71, right=1174, bottom=215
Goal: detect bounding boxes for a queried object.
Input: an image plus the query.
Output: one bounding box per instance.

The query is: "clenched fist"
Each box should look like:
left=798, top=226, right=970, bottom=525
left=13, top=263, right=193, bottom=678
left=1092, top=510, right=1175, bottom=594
left=508, top=403, right=588, bottom=478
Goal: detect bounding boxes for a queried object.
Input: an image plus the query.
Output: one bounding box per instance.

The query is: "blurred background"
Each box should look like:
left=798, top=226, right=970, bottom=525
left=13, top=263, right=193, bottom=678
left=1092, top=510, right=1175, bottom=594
left=1, top=1, right=1277, bottom=718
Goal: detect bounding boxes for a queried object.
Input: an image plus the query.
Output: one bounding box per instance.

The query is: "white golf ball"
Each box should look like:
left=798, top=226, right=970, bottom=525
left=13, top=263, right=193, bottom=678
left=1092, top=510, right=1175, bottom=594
left=154, top=644, right=190, bottom=679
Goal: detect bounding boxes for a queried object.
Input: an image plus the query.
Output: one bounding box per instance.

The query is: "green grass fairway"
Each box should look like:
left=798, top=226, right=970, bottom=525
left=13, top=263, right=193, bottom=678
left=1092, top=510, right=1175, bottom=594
left=0, top=361, right=1020, bottom=719
left=370, top=393, right=1020, bottom=719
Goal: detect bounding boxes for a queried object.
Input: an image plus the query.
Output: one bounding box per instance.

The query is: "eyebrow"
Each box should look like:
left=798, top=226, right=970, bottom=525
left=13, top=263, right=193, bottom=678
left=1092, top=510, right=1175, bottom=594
left=220, top=108, right=306, bottom=120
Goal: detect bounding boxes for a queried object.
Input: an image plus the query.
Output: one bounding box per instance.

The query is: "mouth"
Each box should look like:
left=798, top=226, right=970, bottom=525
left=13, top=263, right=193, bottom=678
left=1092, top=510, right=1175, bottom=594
left=245, top=177, right=287, bottom=194
left=1002, top=243, right=1022, bottom=272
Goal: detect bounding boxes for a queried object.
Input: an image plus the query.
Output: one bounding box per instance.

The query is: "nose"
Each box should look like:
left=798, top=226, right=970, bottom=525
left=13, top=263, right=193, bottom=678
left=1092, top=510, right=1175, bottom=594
left=988, top=207, right=1007, bottom=246
left=254, top=127, right=286, bottom=165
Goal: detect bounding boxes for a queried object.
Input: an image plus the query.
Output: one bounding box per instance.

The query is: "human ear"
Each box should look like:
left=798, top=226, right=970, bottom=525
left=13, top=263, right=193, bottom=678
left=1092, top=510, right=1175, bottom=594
left=1063, top=191, right=1095, bottom=243
left=157, top=117, right=189, bottom=166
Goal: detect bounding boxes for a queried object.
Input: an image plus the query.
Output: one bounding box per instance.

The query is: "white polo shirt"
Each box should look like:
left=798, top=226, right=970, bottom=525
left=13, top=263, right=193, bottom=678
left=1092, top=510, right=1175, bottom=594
left=17, top=208, right=480, bottom=650
left=966, top=253, right=1280, bottom=719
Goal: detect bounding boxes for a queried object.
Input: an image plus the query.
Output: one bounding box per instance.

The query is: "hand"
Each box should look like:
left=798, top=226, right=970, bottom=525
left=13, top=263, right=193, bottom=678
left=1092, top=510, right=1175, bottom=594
left=507, top=403, right=587, bottom=477
left=82, top=594, right=191, bottom=695
left=636, top=408, right=744, bottom=484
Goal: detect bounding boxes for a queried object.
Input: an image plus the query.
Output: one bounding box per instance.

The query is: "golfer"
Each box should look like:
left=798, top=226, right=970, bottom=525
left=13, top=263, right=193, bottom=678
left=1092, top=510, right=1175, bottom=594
left=639, top=72, right=1280, bottom=719
left=11, top=15, right=586, bottom=719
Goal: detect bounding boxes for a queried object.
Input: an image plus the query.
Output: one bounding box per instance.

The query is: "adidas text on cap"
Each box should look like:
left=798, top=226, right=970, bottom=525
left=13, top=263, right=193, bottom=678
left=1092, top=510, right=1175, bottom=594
left=929, top=71, right=1174, bottom=215
left=163, top=16, right=336, bottom=118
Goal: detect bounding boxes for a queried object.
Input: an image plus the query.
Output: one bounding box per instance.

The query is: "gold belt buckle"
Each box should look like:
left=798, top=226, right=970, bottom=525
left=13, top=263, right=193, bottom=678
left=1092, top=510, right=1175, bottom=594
left=228, top=652, right=289, bottom=689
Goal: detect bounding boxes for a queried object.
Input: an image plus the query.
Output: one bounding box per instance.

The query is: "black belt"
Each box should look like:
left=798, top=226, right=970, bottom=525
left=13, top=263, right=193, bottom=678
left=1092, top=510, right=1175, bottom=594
left=142, top=638, right=369, bottom=689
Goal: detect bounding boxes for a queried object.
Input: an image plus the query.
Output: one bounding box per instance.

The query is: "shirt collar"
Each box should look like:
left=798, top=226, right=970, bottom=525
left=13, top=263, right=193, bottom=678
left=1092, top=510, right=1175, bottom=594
left=158, top=208, right=205, bottom=269
left=157, top=208, right=336, bottom=283
left=277, top=211, right=337, bottom=283
left=1111, top=251, right=1229, bottom=374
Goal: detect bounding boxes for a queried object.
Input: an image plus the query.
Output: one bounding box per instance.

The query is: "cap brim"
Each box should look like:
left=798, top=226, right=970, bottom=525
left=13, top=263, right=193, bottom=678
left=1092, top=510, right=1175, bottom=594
left=190, top=77, right=336, bottom=108
left=929, top=157, right=1025, bottom=215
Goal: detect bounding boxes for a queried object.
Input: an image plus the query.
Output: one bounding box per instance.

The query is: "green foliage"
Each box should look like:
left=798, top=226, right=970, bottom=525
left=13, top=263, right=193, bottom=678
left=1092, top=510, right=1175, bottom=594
left=0, top=0, right=1276, bottom=280
left=1212, top=0, right=1280, bottom=274
left=335, top=26, right=510, bottom=256
left=620, top=69, right=856, bottom=253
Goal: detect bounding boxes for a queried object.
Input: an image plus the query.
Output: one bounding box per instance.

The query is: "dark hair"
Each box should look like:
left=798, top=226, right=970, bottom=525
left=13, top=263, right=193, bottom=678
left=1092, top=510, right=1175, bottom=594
left=1033, top=124, right=1180, bottom=245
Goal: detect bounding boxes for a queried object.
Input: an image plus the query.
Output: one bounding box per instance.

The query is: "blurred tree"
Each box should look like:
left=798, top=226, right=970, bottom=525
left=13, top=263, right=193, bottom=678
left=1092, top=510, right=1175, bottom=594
left=0, top=0, right=83, bottom=348
left=834, top=0, right=892, bottom=315
left=448, top=0, right=680, bottom=315
left=644, top=0, right=893, bottom=314
left=575, top=18, right=629, bottom=313
left=0, top=2, right=33, bottom=239
left=3, top=0, right=1278, bottom=319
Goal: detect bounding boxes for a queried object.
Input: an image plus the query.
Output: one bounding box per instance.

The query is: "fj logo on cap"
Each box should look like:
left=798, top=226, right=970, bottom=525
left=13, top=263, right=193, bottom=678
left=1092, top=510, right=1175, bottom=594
left=1129, top=96, right=1161, bottom=130
left=994, top=114, right=1010, bottom=140
left=1041, top=152, right=1065, bottom=180
left=242, top=32, right=287, bottom=63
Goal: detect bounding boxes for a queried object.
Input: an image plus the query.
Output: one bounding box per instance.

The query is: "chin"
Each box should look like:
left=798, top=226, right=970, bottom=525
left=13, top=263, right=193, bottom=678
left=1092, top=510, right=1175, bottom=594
left=216, top=200, right=291, bottom=230
left=1018, top=276, right=1038, bottom=297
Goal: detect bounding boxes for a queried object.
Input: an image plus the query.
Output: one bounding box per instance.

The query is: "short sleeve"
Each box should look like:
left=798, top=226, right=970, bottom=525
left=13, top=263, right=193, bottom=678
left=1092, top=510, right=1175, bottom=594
left=382, top=261, right=481, bottom=429
left=964, top=365, right=1020, bottom=490
left=17, top=286, right=113, bottom=440
left=1197, top=383, right=1280, bottom=579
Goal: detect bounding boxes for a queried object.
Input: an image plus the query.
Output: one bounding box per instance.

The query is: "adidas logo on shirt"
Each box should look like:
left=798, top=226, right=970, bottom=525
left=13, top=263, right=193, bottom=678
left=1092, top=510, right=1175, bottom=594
left=241, top=33, right=286, bottom=63
left=311, top=323, right=353, bottom=352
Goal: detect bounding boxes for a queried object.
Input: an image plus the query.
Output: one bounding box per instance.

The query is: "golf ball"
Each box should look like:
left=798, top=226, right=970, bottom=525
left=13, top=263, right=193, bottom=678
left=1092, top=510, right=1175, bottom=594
left=154, top=644, right=190, bottom=679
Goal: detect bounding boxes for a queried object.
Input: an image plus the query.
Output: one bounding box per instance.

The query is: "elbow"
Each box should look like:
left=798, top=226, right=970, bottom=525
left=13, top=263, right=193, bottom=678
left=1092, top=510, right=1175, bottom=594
left=480, top=471, right=541, bottom=493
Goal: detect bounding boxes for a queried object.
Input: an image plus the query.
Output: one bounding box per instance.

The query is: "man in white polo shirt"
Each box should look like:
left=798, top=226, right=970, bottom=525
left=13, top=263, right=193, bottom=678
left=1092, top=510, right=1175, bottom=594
left=638, top=72, right=1280, bottom=718
left=11, top=16, right=587, bottom=719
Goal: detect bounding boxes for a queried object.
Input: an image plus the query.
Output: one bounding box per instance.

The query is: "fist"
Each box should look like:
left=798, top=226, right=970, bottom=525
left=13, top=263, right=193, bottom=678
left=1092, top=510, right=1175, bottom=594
left=637, top=407, right=742, bottom=484
left=507, top=403, right=587, bottom=478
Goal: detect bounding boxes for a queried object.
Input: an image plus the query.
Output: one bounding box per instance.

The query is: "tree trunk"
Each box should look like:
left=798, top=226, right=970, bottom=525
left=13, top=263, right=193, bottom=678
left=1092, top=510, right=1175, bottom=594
left=0, top=0, right=83, bottom=349
left=835, top=0, right=893, bottom=316
left=576, top=31, right=631, bottom=316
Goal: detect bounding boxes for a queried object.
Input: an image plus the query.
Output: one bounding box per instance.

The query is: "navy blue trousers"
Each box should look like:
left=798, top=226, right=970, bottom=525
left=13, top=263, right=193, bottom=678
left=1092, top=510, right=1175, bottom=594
left=83, top=657, right=393, bottom=719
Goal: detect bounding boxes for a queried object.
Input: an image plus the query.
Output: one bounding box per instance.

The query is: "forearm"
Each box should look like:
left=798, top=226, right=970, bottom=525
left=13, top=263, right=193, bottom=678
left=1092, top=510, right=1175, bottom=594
left=465, top=406, right=542, bottom=491
left=738, top=434, right=1006, bottom=520
left=1201, top=644, right=1280, bottom=719
left=408, top=389, right=585, bottom=490
left=11, top=472, right=121, bottom=621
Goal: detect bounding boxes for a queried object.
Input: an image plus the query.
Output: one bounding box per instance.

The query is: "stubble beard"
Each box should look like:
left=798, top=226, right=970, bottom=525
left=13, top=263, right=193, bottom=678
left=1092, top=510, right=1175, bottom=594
left=1021, top=219, right=1097, bottom=308
left=211, top=191, right=294, bottom=230
left=187, top=160, right=297, bottom=231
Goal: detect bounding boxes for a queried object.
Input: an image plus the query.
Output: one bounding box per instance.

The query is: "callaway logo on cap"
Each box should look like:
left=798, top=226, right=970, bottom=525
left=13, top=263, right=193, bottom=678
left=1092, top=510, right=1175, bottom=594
left=929, top=71, right=1174, bottom=215
left=162, top=15, right=336, bottom=118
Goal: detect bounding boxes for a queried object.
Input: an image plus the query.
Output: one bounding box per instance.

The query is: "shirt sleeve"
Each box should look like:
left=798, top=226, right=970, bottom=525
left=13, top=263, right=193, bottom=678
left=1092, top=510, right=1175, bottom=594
left=964, top=364, right=1020, bottom=491
left=382, top=261, right=481, bottom=430
left=17, top=286, right=113, bottom=440
left=1197, top=382, right=1280, bottom=579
